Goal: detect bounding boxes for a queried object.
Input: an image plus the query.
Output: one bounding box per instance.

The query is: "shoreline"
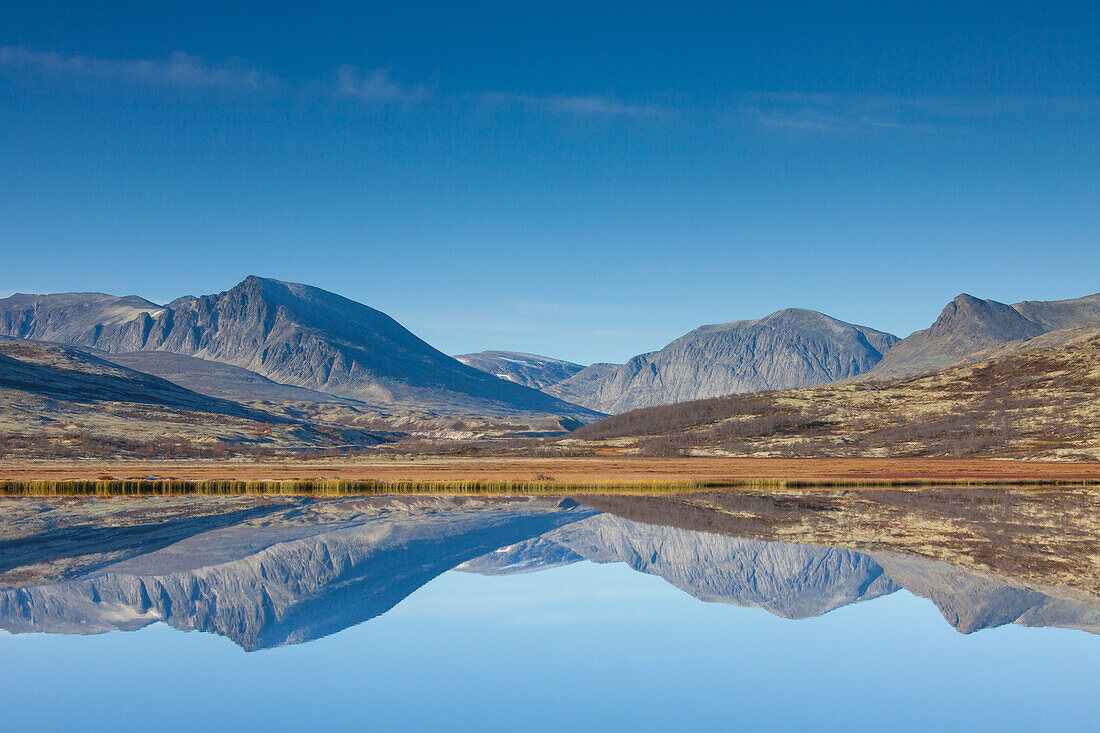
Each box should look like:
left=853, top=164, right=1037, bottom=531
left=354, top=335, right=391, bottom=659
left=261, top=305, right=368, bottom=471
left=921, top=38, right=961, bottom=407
left=1, top=456, right=1099, bottom=493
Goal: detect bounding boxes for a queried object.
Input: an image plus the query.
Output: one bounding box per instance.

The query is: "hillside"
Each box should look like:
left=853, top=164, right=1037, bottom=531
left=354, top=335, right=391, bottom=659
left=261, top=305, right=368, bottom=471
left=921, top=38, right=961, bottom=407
left=0, top=277, right=599, bottom=420
left=0, top=341, right=265, bottom=419
left=566, top=323, right=1100, bottom=460
left=454, top=350, right=584, bottom=390
left=867, top=292, right=1100, bottom=379
left=545, top=308, right=898, bottom=413
left=0, top=340, right=384, bottom=458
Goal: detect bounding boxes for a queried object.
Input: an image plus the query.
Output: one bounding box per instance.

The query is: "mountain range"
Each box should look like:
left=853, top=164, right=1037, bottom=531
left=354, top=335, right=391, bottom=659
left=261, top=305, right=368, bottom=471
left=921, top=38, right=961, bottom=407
left=571, top=319, right=1100, bottom=459
left=0, top=276, right=597, bottom=420
left=534, top=291, right=1100, bottom=414
left=2, top=276, right=1098, bottom=453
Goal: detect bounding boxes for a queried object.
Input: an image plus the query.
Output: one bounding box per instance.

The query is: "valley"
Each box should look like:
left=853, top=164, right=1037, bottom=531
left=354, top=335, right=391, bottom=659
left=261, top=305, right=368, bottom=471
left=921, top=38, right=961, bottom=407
left=1, top=278, right=1099, bottom=470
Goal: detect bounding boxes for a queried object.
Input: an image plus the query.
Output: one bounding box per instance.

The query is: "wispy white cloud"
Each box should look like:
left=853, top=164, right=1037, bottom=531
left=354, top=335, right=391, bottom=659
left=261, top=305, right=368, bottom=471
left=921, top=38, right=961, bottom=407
left=738, top=92, right=1100, bottom=134
left=0, top=46, right=277, bottom=90
left=335, top=65, right=433, bottom=103
left=479, top=91, right=669, bottom=119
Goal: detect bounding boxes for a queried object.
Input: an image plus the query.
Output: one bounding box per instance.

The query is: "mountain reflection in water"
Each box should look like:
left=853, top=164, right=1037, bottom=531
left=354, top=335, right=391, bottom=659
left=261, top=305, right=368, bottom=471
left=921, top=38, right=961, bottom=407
left=0, top=492, right=1097, bottom=650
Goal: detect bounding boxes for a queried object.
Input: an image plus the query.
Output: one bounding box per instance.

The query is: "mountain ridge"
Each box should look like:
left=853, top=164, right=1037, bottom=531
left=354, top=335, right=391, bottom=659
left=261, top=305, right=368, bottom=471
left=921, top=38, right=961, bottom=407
left=454, top=350, right=584, bottom=390
left=0, top=276, right=600, bottom=420
left=545, top=308, right=899, bottom=413
left=867, top=291, right=1100, bottom=379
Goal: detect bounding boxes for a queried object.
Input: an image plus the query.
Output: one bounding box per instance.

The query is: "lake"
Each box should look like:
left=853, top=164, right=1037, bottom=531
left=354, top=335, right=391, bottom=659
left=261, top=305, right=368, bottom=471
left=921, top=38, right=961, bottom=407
left=0, top=491, right=1096, bottom=731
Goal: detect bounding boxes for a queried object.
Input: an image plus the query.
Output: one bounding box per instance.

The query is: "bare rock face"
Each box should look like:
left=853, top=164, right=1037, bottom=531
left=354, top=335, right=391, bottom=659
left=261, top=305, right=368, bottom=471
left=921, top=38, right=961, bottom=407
left=455, top=536, right=585, bottom=575
left=867, top=291, right=1100, bottom=380
left=542, top=362, right=621, bottom=406
left=0, top=292, right=167, bottom=351
left=466, top=515, right=1100, bottom=633
left=454, top=351, right=585, bottom=390
left=544, top=309, right=898, bottom=414
left=0, top=277, right=600, bottom=419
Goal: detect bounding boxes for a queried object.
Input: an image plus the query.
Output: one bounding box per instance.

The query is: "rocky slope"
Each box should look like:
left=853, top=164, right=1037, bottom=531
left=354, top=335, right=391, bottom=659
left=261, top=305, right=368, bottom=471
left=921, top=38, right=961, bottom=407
left=544, top=309, right=898, bottom=414
left=867, top=291, right=1100, bottom=379
left=542, top=362, right=621, bottom=405
left=454, top=350, right=584, bottom=390
left=463, top=514, right=1100, bottom=634
left=871, top=552, right=1100, bottom=635
left=0, top=277, right=599, bottom=419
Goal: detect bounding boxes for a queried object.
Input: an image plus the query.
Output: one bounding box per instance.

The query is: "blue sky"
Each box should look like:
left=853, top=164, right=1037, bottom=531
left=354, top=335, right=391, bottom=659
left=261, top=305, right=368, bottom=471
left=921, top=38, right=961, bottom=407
left=2, top=1, right=1098, bottom=364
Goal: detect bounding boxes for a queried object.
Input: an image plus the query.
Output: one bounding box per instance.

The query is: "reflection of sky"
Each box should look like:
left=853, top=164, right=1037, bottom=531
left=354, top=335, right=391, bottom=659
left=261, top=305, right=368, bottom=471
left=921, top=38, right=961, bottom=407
left=0, top=561, right=1096, bottom=732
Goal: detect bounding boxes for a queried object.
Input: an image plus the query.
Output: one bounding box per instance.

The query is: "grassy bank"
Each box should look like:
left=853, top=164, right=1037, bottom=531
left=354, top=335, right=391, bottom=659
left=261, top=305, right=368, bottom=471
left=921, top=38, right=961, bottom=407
left=1, top=477, right=1097, bottom=496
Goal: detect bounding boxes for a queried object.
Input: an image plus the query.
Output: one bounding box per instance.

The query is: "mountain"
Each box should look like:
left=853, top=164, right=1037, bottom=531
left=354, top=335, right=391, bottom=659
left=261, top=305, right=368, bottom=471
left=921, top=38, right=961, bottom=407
left=580, top=491, right=1100, bottom=635
left=0, top=277, right=599, bottom=420
left=867, top=292, right=1100, bottom=379
left=462, top=513, right=1100, bottom=633
left=568, top=321, right=1100, bottom=459
left=454, top=350, right=584, bottom=390
left=545, top=308, right=898, bottom=414
left=1011, top=293, right=1100, bottom=331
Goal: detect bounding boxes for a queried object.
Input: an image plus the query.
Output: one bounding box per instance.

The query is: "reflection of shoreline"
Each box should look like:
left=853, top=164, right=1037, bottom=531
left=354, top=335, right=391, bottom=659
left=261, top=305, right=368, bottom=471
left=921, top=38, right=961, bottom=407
left=5, top=457, right=1100, bottom=486
left=0, top=492, right=1097, bottom=649
left=582, top=488, right=1100, bottom=599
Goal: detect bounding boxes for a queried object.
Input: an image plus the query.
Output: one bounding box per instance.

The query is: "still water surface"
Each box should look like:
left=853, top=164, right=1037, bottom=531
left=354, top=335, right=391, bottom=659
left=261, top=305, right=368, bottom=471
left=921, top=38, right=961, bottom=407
left=0, top=495, right=1096, bottom=732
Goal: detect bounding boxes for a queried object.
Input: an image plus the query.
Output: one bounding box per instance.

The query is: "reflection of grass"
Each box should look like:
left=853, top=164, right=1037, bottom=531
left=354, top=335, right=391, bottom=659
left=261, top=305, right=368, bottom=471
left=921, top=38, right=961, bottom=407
left=0, top=479, right=704, bottom=496
left=1, top=477, right=1097, bottom=496
left=585, top=485, right=1100, bottom=598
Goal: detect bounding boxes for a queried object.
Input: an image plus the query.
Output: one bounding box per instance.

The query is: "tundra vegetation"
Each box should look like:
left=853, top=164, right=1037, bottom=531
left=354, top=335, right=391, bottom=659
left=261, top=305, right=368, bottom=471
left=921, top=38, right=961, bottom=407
left=563, top=331, right=1100, bottom=461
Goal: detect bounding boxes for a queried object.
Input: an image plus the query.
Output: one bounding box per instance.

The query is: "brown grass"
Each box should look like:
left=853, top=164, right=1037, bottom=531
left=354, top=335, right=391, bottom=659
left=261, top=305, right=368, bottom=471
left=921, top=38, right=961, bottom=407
left=2, top=456, right=1100, bottom=488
